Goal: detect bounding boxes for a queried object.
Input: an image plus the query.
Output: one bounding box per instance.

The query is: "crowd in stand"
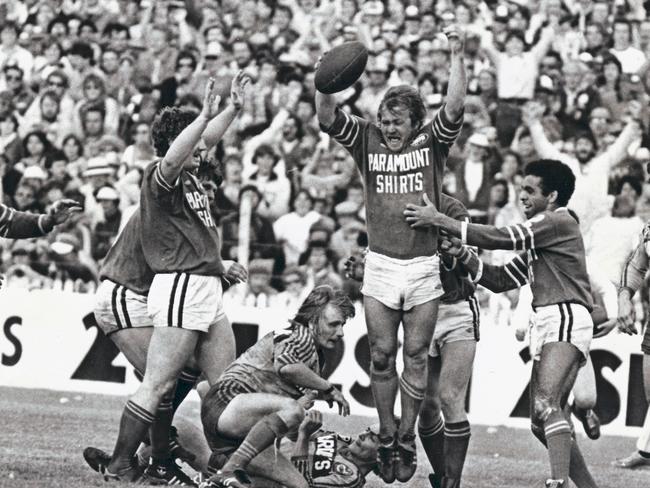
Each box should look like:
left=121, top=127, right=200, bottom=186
left=1, top=0, right=650, bottom=324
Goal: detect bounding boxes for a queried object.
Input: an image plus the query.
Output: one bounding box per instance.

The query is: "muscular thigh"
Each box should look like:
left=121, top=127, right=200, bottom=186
left=217, top=393, right=299, bottom=439
left=535, top=342, right=581, bottom=403
left=196, top=313, right=236, bottom=384
left=364, top=296, right=401, bottom=356
left=144, top=327, right=200, bottom=386
left=110, top=327, right=154, bottom=373
left=439, top=340, right=476, bottom=396
left=402, top=299, right=439, bottom=356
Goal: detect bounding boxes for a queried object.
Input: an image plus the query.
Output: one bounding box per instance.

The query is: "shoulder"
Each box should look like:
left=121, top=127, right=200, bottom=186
left=440, top=194, right=469, bottom=222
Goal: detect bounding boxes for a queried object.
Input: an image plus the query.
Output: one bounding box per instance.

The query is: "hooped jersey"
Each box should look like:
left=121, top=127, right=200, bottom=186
left=471, top=208, right=593, bottom=311
left=292, top=431, right=365, bottom=488
left=322, top=106, right=462, bottom=259
left=99, top=211, right=153, bottom=295
left=139, top=160, right=225, bottom=276
left=439, top=194, right=476, bottom=304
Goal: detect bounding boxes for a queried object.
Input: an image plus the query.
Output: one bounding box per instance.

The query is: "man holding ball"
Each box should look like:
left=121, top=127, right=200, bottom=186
left=315, top=26, right=467, bottom=483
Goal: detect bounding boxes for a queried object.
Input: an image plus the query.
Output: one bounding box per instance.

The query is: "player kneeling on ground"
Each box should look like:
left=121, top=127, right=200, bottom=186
left=405, top=159, right=598, bottom=488
left=201, top=286, right=354, bottom=488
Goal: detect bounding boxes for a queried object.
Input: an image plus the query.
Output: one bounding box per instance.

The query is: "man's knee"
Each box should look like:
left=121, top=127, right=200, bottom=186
left=277, top=401, right=305, bottom=430
left=141, top=374, right=177, bottom=401
left=370, top=349, right=397, bottom=374
left=532, top=395, right=560, bottom=423
left=403, top=345, right=428, bottom=371
left=419, top=395, right=441, bottom=427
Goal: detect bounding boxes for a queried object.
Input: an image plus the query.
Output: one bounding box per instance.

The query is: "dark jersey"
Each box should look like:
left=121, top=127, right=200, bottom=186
left=322, top=106, right=462, bottom=259
left=139, top=160, right=225, bottom=276
left=468, top=208, right=593, bottom=311
left=99, top=211, right=153, bottom=295
left=0, top=204, right=52, bottom=238
left=439, top=195, right=476, bottom=304
left=292, top=431, right=365, bottom=488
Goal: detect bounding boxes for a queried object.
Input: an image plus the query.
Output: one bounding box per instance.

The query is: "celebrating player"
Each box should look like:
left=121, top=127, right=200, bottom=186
left=614, top=223, right=650, bottom=469
left=315, top=27, right=466, bottom=483
left=345, top=195, right=479, bottom=488
left=405, top=160, right=598, bottom=488
left=201, top=286, right=354, bottom=488
left=86, top=73, right=250, bottom=484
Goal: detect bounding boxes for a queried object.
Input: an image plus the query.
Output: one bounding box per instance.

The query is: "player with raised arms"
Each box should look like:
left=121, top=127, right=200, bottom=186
left=405, top=160, right=598, bottom=488
left=315, top=27, right=466, bottom=483
left=84, top=73, right=250, bottom=484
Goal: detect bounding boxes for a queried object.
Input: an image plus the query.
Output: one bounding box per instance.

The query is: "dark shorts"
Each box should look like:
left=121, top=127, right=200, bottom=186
left=201, top=380, right=248, bottom=468
left=642, top=323, right=650, bottom=355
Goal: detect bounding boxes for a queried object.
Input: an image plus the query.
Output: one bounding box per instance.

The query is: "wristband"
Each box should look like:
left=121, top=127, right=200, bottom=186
left=461, top=221, right=468, bottom=246
left=322, top=384, right=335, bottom=395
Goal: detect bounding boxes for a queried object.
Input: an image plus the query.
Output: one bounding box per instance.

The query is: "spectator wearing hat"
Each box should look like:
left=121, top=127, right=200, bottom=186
left=90, top=185, right=122, bottom=261
left=0, top=22, right=34, bottom=80
left=20, top=165, right=48, bottom=193
left=448, top=132, right=499, bottom=222
left=79, top=156, right=117, bottom=224
left=274, top=188, right=322, bottom=265
left=48, top=231, right=97, bottom=292
left=237, top=258, right=278, bottom=308
left=0, top=113, right=23, bottom=166
left=481, top=23, right=555, bottom=146
left=220, top=184, right=283, bottom=274
left=299, top=240, right=343, bottom=292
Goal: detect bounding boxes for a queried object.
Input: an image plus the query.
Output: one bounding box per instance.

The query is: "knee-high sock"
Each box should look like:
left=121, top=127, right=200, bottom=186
left=223, top=413, right=290, bottom=472
left=173, top=368, right=201, bottom=413
left=418, top=415, right=445, bottom=475
left=110, top=400, right=155, bottom=473
left=370, top=365, right=398, bottom=436
left=150, top=394, right=174, bottom=461
left=399, top=373, right=425, bottom=437
left=443, top=421, right=471, bottom=480
left=544, top=412, right=573, bottom=482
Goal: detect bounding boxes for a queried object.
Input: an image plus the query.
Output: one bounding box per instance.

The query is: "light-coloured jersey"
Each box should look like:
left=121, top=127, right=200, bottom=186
left=322, top=106, right=462, bottom=259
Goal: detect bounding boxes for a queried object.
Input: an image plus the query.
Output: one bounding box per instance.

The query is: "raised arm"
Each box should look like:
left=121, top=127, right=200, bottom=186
left=601, top=101, right=643, bottom=168
left=159, top=79, right=221, bottom=184
left=316, top=91, right=337, bottom=129
left=531, top=25, right=555, bottom=63
left=443, top=25, right=467, bottom=122
left=201, top=71, right=250, bottom=148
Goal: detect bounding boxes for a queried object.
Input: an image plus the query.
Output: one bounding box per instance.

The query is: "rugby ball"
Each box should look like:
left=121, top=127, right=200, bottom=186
left=315, top=42, right=368, bottom=94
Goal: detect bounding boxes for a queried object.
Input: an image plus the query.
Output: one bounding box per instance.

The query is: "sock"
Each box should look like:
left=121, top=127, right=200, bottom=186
left=109, top=400, right=155, bottom=473
left=531, top=422, right=548, bottom=447
left=568, top=439, right=598, bottom=488
left=223, top=413, right=289, bottom=471
left=150, top=394, right=174, bottom=462
left=370, top=365, right=399, bottom=436
left=639, top=450, right=650, bottom=459
left=173, top=368, right=201, bottom=413
left=544, top=413, right=573, bottom=482
left=418, top=415, right=445, bottom=476
left=443, top=421, right=471, bottom=479
left=398, top=374, right=425, bottom=437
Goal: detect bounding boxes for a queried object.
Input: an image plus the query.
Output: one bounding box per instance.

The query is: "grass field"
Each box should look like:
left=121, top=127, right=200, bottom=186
left=0, top=386, right=649, bottom=488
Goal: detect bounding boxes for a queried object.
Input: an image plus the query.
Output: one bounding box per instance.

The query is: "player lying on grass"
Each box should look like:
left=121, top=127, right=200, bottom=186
left=404, top=159, right=598, bottom=488
left=83, top=74, right=249, bottom=486
left=200, top=286, right=354, bottom=488
left=614, top=220, right=650, bottom=469
left=315, top=25, right=466, bottom=483
left=346, top=194, right=479, bottom=488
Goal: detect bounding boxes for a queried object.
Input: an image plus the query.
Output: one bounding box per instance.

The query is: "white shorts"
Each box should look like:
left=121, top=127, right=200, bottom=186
left=148, top=273, right=226, bottom=332
left=530, top=303, right=592, bottom=363
left=94, top=279, right=151, bottom=335
left=361, top=251, right=443, bottom=311
left=429, top=297, right=480, bottom=357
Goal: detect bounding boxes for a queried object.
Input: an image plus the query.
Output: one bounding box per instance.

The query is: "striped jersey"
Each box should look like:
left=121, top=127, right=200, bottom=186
left=439, top=194, right=477, bottom=304
left=322, top=106, right=462, bottom=259
left=99, top=211, right=153, bottom=295
left=292, top=431, right=365, bottom=488
left=216, top=324, right=323, bottom=401
left=620, top=221, right=650, bottom=293
left=0, top=204, right=53, bottom=238
left=468, top=207, right=593, bottom=311
left=139, top=160, right=225, bottom=276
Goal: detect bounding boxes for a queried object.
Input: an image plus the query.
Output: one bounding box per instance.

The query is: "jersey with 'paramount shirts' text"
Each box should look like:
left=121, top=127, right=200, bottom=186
left=322, top=105, right=462, bottom=259
left=439, top=194, right=476, bottom=304
left=99, top=211, right=153, bottom=295
left=468, top=207, right=593, bottom=311
left=139, top=160, right=225, bottom=276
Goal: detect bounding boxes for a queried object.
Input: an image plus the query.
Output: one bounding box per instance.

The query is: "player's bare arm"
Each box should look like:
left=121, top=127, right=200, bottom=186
left=315, top=91, right=337, bottom=128
left=293, top=410, right=323, bottom=458
left=279, top=362, right=350, bottom=416
left=442, top=24, right=466, bottom=122
left=201, top=71, right=251, bottom=147
left=159, top=79, right=220, bottom=183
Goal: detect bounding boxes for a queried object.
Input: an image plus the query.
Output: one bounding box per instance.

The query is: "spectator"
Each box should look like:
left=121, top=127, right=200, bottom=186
left=0, top=22, right=34, bottom=78
left=61, top=134, right=86, bottom=178
left=0, top=112, right=22, bottom=165
left=245, top=144, right=291, bottom=220
left=273, top=189, right=322, bottom=265
left=238, top=258, right=277, bottom=308
left=135, top=25, right=178, bottom=86
left=158, top=50, right=201, bottom=109
left=120, top=122, right=155, bottom=172
left=330, top=201, right=366, bottom=263
left=610, top=18, right=646, bottom=74
left=18, top=129, right=53, bottom=170
left=1, top=64, right=33, bottom=115
left=73, top=73, right=120, bottom=136
left=270, top=265, right=309, bottom=313
left=23, top=70, right=75, bottom=130
left=90, top=185, right=122, bottom=261
left=299, top=240, right=343, bottom=291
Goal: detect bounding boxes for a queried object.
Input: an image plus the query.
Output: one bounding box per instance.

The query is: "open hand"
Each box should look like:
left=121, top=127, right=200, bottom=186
left=404, top=193, right=441, bottom=228
left=230, top=70, right=251, bottom=111
left=442, top=24, right=465, bottom=55
left=617, top=295, right=637, bottom=335
left=200, top=78, right=222, bottom=120
left=223, top=260, right=248, bottom=284
left=322, top=386, right=350, bottom=416
left=344, top=255, right=365, bottom=281
left=593, top=318, right=617, bottom=338
left=299, top=409, right=323, bottom=436
left=48, top=199, right=83, bottom=225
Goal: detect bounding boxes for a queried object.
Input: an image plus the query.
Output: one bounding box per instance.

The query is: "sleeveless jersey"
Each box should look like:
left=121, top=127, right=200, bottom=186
left=439, top=194, right=476, bottom=304
left=139, top=160, right=225, bottom=276
left=322, top=106, right=462, bottom=259
left=292, top=431, right=366, bottom=488
left=99, top=211, right=153, bottom=295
